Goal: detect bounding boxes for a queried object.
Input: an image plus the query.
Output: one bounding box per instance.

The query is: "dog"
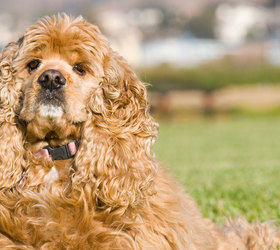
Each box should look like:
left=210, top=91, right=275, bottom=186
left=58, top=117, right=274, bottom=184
left=0, top=14, right=279, bottom=249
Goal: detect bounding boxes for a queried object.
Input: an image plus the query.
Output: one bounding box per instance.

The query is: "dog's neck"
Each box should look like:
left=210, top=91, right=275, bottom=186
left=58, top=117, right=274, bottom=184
left=18, top=137, right=80, bottom=190
left=18, top=116, right=83, bottom=188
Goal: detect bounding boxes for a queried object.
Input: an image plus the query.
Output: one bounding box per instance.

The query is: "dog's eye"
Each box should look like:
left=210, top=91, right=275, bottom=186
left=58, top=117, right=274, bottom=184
left=27, top=60, right=40, bottom=72
left=73, top=63, right=86, bottom=76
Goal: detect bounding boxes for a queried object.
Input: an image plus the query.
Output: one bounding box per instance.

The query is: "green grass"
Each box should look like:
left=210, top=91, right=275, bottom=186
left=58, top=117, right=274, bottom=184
left=153, top=115, right=280, bottom=225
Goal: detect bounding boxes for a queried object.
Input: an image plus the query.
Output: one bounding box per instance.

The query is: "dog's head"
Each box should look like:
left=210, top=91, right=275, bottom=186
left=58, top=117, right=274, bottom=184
left=13, top=15, right=108, bottom=144
left=0, top=14, right=158, bottom=205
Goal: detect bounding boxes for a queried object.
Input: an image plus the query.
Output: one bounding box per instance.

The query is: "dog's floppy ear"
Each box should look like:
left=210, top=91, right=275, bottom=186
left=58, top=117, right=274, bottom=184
left=0, top=40, right=26, bottom=188
left=73, top=47, right=159, bottom=211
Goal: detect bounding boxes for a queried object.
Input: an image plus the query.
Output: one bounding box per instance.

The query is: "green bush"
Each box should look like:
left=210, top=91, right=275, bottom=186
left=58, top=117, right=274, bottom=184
left=138, top=60, right=280, bottom=92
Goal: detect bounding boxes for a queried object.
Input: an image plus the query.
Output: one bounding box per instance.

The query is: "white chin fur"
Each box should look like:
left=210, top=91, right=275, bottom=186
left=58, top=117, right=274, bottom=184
left=40, top=105, right=63, bottom=118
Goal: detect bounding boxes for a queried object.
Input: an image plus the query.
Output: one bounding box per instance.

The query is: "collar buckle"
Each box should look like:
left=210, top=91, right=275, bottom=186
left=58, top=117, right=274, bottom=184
left=43, top=139, right=79, bottom=161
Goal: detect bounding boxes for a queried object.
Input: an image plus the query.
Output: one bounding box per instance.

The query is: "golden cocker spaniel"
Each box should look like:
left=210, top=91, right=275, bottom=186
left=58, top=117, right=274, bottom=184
left=0, top=14, right=279, bottom=249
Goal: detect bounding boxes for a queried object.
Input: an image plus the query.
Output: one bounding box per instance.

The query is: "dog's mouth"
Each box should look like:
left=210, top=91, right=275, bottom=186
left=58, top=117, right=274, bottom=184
left=36, top=89, right=65, bottom=119
left=38, top=88, right=65, bottom=107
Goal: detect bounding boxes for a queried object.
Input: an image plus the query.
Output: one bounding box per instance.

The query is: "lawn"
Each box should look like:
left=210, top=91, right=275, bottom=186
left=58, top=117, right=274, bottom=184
left=153, top=115, right=280, bottom=225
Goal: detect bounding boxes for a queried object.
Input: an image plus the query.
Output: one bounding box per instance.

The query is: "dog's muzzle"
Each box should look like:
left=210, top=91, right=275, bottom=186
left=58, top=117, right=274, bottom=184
left=37, top=70, right=66, bottom=105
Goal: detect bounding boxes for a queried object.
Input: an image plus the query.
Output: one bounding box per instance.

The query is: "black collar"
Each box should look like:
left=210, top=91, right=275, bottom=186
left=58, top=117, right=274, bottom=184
left=42, top=139, right=80, bottom=161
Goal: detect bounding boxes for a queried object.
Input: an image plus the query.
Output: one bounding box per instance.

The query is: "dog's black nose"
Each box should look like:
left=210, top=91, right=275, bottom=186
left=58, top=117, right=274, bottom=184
left=37, top=70, right=66, bottom=90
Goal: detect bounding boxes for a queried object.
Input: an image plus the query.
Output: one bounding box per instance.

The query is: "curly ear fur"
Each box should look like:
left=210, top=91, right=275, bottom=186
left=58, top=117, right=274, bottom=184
left=0, top=42, right=26, bottom=188
left=73, top=48, right=159, bottom=212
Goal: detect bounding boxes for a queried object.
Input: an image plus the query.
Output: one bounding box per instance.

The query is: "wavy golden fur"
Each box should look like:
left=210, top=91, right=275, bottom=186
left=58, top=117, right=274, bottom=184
left=0, top=14, right=279, bottom=249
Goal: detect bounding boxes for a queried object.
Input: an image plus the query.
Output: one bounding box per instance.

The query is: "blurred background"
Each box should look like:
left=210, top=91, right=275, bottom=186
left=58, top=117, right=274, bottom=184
left=1, top=0, right=280, bottom=224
